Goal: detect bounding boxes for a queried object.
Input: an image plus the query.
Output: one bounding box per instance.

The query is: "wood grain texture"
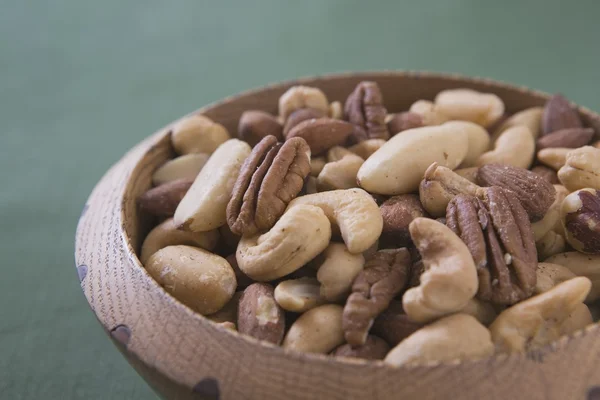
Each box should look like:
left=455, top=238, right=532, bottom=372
left=75, top=71, right=600, bottom=400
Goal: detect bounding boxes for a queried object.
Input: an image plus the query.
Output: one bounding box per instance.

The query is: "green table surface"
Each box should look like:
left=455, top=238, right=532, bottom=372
left=2, top=1, right=600, bottom=398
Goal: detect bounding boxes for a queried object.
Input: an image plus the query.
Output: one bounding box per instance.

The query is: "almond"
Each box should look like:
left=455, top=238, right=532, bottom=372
left=536, top=127, right=594, bottom=149
left=283, top=108, right=327, bottom=136
left=238, top=110, right=283, bottom=147
left=541, top=94, right=583, bottom=136
left=286, top=118, right=354, bottom=155
left=238, top=283, right=285, bottom=345
left=531, top=165, right=559, bottom=184
left=138, top=178, right=193, bottom=217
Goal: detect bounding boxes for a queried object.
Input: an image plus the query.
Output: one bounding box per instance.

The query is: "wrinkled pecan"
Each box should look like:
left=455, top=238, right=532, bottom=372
left=344, top=81, right=389, bottom=140
left=372, top=300, right=423, bottom=346
left=446, top=188, right=538, bottom=305
left=342, top=248, right=411, bottom=346
left=227, top=135, right=310, bottom=236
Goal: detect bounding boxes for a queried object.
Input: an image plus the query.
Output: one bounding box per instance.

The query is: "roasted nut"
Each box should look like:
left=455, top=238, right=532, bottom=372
left=278, top=86, right=329, bottom=120
left=139, top=179, right=193, bottom=217
left=207, top=291, right=242, bottom=325
left=329, top=101, right=343, bottom=119
left=537, top=147, right=571, bottom=170
left=541, top=94, right=583, bottom=136
left=489, top=277, right=591, bottom=353
left=145, top=245, right=236, bottom=315
left=561, top=188, right=600, bottom=254
left=282, top=304, right=345, bottom=354
left=419, top=163, right=482, bottom=217
left=403, top=218, right=478, bottom=322
left=171, top=115, right=231, bottom=155
left=358, top=123, right=469, bottom=195
left=274, top=277, right=325, bottom=312
left=152, top=154, right=210, bottom=186
left=283, top=108, right=327, bottom=136
left=531, top=184, right=569, bottom=240
left=316, top=243, right=365, bottom=301
left=558, top=146, right=600, bottom=191
left=379, top=194, right=429, bottom=247
left=140, top=218, right=219, bottom=264
left=174, top=139, right=251, bottom=231
left=238, top=110, right=284, bottom=147
left=560, top=303, right=593, bottom=335
left=226, top=136, right=311, bottom=236
left=317, top=154, right=364, bottom=191
left=310, top=156, right=326, bottom=177
left=372, top=300, right=423, bottom=346
left=384, top=314, right=494, bottom=366
left=536, top=128, right=594, bottom=150
left=225, top=254, right=253, bottom=289
left=544, top=252, right=600, bottom=303
left=409, top=100, right=450, bottom=126
left=476, top=125, right=535, bottom=169
left=536, top=231, right=566, bottom=260
left=287, top=188, right=382, bottom=253
left=531, top=165, right=559, bottom=184
left=476, top=163, right=556, bottom=222
left=327, top=146, right=355, bottom=162
left=386, top=112, right=423, bottom=136
left=491, top=107, right=543, bottom=142
left=455, top=167, right=479, bottom=183
left=535, top=263, right=576, bottom=294
left=332, top=335, right=390, bottom=360
left=238, top=283, right=285, bottom=345
left=594, top=140, right=600, bottom=149
left=460, top=298, right=497, bottom=325
left=344, top=81, right=389, bottom=140
left=434, top=89, right=504, bottom=128
left=446, top=188, right=538, bottom=305
left=236, top=204, right=331, bottom=281
left=343, top=249, right=411, bottom=345
left=348, top=139, right=386, bottom=159
left=444, top=121, right=490, bottom=168
left=286, top=118, right=354, bottom=155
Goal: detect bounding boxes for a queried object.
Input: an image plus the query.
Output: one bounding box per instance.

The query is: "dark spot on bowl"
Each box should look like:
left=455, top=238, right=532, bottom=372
left=588, top=386, right=600, bottom=400
left=110, top=325, right=131, bottom=346
left=193, top=377, right=220, bottom=399
left=76, top=264, right=88, bottom=283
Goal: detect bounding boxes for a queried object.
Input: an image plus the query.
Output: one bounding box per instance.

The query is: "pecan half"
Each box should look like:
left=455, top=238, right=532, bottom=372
left=446, top=188, right=537, bottom=305
left=227, top=135, right=310, bottom=236
left=344, top=81, right=389, bottom=140
left=342, top=248, right=411, bottom=346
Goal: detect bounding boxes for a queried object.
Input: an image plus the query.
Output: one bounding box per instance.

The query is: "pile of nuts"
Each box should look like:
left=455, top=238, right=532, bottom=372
left=137, top=82, right=600, bottom=366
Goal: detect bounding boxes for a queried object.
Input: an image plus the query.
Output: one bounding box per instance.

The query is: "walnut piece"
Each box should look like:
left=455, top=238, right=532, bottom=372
left=344, top=81, right=389, bottom=140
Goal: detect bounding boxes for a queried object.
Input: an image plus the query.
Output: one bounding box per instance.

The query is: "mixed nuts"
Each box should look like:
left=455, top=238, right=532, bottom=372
left=137, top=83, right=600, bottom=366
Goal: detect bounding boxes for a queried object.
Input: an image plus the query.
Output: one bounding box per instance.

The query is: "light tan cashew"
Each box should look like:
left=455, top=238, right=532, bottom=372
left=384, top=314, right=494, bottom=366
left=490, top=277, right=591, bottom=353
left=537, top=147, right=571, bottom=171
left=536, top=231, right=566, bottom=261
left=140, top=218, right=219, bottom=264
left=152, top=153, right=210, bottom=186
left=558, top=146, right=600, bottom=191
left=409, top=100, right=450, bottom=126
left=317, top=154, right=364, bottom=191
left=286, top=188, right=382, bottom=254
left=145, top=245, right=237, bottom=315
left=174, top=139, right=251, bottom=232
left=442, top=121, right=490, bottom=168
left=544, top=252, right=600, bottom=303
left=402, top=218, right=478, bottom=323
left=357, top=123, right=469, bottom=195
left=282, top=304, right=345, bottom=354
left=434, top=89, right=505, bottom=128
left=236, top=205, right=331, bottom=281
left=278, top=86, right=329, bottom=120
left=491, top=107, right=543, bottom=142
left=171, top=115, right=231, bottom=155
left=418, top=162, right=482, bottom=217
left=328, top=101, right=343, bottom=119
left=476, top=125, right=535, bottom=169
left=535, top=263, right=577, bottom=294
left=454, top=167, right=479, bottom=183
left=316, top=242, right=365, bottom=301
left=460, top=298, right=497, bottom=326
left=274, top=277, right=325, bottom=312
left=327, top=146, right=355, bottom=163
left=310, top=156, right=327, bottom=177
left=560, top=303, right=593, bottom=336
left=531, top=184, right=569, bottom=241
left=348, top=139, right=387, bottom=159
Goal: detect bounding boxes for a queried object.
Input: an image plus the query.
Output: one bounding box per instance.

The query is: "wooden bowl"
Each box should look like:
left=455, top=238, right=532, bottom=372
left=75, top=71, right=600, bottom=400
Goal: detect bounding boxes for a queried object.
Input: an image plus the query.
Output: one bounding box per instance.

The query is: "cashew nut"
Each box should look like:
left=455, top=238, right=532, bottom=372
left=282, top=304, right=345, bottom=354
left=329, top=101, right=343, bottom=119
left=316, top=242, right=365, bottom=301
left=286, top=188, right=382, bottom=254
left=491, top=107, right=543, bottom=142
left=236, top=205, right=331, bottom=281
left=152, top=153, right=210, bottom=186
left=544, top=252, right=600, bottom=303
left=402, top=218, right=478, bottom=323
left=384, top=314, right=494, bottom=366
left=535, top=263, right=577, bottom=294
left=348, top=139, right=387, bottom=159
left=490, top=277, right=591, bottom=353
left=536, top=230, right=566, bottom=261
left=357, top=123, right=469, bottom=195
left=274, top=277, right=325, bottom=313
left=560, top=303, right=593, bottom=336
left=171, top=114, right=231, bottom=155
left=531, top=184, right=569, bottom=241
left=317, top=154, right=364, bottom=191
left=537, top=147, right=571, bottom=171
left=278, top=86, right=329, bottom=120
left=442, top=121, right=490, bottom=168
left=140, top=218, right=219, bottom=264
left=476, top=125, right=535, bottom=169
left=434, top=89, right=505, bottom=128
left=558, top=146, right=600, bottom=191
left=174, top=139, right=251, bottom=232
left=409, top=100, right=450, bottom=126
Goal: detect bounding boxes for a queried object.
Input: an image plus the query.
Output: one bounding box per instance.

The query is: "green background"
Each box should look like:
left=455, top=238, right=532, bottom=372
left=2, top=1, right=600, bottom=398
